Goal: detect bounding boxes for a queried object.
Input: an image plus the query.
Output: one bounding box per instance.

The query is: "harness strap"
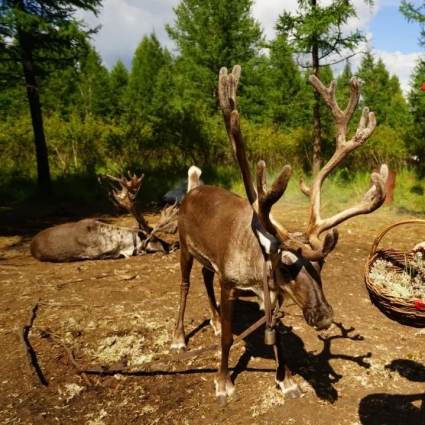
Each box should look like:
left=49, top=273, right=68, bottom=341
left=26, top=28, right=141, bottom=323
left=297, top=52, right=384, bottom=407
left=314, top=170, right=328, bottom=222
left=263, top=260, right=273, bottom=329
left=132, top=232, right=138, bottom=256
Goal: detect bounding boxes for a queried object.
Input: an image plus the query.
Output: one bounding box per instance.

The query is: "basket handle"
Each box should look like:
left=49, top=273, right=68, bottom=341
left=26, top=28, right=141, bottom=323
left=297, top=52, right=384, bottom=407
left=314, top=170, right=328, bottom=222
left=369, top=219, right=425, bottom=257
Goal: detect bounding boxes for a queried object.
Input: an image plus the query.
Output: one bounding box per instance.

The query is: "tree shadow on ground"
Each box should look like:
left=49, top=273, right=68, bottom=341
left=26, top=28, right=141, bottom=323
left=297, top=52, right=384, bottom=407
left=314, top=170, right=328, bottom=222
left=230, top=300, right=371, bottom=403
left=359, top=359, right=425, bottom=425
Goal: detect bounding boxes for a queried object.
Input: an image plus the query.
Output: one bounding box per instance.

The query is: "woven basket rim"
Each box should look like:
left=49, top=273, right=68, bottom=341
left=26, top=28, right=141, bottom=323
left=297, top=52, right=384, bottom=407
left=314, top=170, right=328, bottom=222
left=364, top=220, right=425, bottom=327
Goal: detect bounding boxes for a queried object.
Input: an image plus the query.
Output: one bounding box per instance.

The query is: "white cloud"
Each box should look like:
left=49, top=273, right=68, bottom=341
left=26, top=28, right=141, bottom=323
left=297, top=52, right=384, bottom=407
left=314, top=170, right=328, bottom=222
left=80, top=0, right=422, bottom=94
left=79, top=0, right=178, bottom=68
left=373, top=50, right=422, bottom=94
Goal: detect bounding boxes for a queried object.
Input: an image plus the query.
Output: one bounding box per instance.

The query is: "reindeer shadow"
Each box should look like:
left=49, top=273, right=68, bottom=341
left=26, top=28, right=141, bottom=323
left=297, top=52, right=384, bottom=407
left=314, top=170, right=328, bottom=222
left=358, top=359, right=425, bottom=425
left=229, top=299, right=370, bottom=403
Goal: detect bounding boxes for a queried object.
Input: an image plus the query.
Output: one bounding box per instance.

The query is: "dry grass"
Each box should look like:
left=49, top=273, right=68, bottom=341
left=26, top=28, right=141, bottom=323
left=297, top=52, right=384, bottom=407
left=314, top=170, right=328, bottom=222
left=368, top=251, right=425, bottom=300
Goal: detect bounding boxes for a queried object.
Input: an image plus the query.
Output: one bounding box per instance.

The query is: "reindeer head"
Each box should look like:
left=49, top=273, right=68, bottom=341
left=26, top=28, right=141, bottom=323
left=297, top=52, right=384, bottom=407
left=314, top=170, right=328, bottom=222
left=219, top=66, right=388, bottom=330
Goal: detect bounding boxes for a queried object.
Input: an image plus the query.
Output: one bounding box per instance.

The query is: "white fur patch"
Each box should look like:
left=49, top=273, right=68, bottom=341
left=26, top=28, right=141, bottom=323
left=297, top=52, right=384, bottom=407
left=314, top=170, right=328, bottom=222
left=255, top=229, right=280, bottom=255
left=170, top=341, right=186, bottom=351
left=281, top=251, right=298, bottom=265
left=187, top=166, right=202, bottom=192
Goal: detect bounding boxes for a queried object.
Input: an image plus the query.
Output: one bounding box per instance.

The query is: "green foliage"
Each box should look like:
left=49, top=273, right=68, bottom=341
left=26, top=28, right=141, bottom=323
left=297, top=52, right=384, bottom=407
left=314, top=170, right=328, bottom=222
left=349, top=125, right=408, bottom=171
left=389, top=168, right=425, bottom=213
left=406, top=58, right=425, bottom=176
left=1, top=0, right=425, bottom=210
left=277, top=0, right=372, bottom=67
left=357, top=53, right=409, bottom=129
left=400, top=1, right=425, bottom=48
left=166, top=0, right=264, bottom=112
left=244, top=34, right=305, bottom=128
left=0, top=0, right=103, bottom=196
left=74, top=45, right=111, bottom=117
left=109, top=60, right=129, bottom=119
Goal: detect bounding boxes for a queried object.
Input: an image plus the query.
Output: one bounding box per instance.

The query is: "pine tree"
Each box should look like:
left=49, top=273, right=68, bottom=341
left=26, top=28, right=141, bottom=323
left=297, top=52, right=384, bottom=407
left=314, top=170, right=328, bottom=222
left=276, top=0, right=373, bottom=174
left=166, top=0, right=264, bottom=112
left=0, top=0, right=102, bottom=196
left=263, top=34, right=304, bottom=128
left=356, top=52, right=410, bottom=170
left=123, top=33, right=181, bottom=161
left=74, top=45, right=111, bottom=117
left=109, top=60, right=129, bottom=119
left=356, top=53, right=408, bottom=129
left=407, top=58, right=425, bottom=172
left=125, top=34, right=170, bottom=117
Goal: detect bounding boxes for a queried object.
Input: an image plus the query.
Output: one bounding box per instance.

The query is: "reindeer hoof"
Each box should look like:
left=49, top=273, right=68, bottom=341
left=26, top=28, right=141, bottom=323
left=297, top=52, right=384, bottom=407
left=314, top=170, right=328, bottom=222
left=231, top=391, right=241, bottom=402
left=217, top=395, right=228, bottom=406
left=170, top=345, right=186, bottom=355
left=285, top=388, right=302, bottom=399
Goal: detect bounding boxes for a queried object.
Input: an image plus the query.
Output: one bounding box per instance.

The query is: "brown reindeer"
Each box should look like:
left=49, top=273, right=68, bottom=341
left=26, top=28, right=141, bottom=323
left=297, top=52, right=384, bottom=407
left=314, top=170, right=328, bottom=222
left=30, top=172, right=179, bottom=262
left=170, top=66, right=388, bottom=406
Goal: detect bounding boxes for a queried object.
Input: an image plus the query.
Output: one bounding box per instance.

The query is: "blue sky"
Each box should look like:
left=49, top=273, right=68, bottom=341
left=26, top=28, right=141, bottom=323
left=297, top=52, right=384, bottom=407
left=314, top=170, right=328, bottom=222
left=370, top=3, right=422, bottom=54
left=81, top=0, right=425, bottom=95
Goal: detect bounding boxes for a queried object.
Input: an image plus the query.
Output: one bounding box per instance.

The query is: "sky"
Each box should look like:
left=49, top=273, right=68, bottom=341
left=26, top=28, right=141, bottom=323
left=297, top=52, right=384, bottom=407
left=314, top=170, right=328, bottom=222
left=80, top=0, right=425, bottom=96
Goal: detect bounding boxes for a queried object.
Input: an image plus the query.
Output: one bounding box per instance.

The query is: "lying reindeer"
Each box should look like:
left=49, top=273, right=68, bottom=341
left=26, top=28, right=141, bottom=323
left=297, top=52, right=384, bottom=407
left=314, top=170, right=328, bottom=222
left=170, top=66, right=388, bottom=406
left=30, top=172, right=179, bottom=262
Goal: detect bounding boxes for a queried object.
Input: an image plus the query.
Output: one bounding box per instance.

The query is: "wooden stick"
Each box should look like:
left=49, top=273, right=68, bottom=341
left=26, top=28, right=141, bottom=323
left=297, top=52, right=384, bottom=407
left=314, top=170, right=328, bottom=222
left=19, top=303, right=48, bottom=386
left=49, top=334, right=92, bottom=387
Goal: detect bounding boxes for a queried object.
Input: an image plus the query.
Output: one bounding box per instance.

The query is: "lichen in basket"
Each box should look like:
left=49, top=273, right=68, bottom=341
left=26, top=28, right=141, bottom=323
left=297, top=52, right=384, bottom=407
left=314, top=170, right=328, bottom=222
left=368, top=251, right=425, bottom=300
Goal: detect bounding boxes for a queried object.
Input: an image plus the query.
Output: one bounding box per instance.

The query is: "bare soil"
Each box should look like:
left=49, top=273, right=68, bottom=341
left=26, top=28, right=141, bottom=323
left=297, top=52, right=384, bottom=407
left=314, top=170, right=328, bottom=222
left=1, top=201, right=425, bottom=425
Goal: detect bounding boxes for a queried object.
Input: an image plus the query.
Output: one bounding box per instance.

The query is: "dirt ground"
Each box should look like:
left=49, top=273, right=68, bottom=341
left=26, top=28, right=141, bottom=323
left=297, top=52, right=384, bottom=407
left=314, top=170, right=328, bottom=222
left=1, top=199, right=425, bottom=425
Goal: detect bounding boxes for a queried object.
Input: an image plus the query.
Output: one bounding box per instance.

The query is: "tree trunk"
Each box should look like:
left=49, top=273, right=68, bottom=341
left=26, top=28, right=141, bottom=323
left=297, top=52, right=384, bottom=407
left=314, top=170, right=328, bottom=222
left=17, top=9, right=52, bottom=197
left=311, top=0, right=321, bottom=177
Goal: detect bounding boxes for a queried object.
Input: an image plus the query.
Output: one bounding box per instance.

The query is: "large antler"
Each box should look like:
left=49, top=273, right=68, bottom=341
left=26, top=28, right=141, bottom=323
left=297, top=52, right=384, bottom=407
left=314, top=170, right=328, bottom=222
left=218, top=66, right=335, bottom=261
left=300, top=76, right=388, bottom=250
left=219, top=66, right=388, bottom=260
left=99, top=171, right=152, bottom=233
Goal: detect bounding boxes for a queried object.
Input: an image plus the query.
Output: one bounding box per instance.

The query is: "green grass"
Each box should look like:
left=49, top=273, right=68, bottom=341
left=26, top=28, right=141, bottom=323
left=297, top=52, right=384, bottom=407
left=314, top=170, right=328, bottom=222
left=2, top=164, right=425, bottom=217
left=228, top=166, right=425, bottom=217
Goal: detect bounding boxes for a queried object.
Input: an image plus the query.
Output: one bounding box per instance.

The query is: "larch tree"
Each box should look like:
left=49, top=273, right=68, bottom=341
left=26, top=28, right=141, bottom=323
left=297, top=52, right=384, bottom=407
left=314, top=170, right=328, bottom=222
left=276, top=0, right=373, bottom=175
left=400, top=1, right=425, bottom=47
left=0, top=0, right=102, bottom=196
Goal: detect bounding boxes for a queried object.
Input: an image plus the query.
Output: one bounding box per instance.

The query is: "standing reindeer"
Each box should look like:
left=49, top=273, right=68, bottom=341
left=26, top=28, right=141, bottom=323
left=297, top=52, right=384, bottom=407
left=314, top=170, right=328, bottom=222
left=170, top=66, right=388, bottom=406
left=30, top=172, right=178, bottom=262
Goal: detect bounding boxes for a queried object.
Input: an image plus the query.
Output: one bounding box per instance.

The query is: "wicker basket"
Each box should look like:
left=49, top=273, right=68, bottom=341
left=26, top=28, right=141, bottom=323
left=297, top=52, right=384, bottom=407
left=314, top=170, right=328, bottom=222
left=364, top=219, right=425, bottom=327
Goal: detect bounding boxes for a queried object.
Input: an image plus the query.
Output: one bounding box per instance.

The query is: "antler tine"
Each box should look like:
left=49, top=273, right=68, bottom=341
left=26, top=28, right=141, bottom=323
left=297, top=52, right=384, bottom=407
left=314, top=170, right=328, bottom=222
left=256, top=160, right=291, bottom=234
left=218, top=66, right=339, bottom=261
left=126, top=171, right=145, bottom=197
left=256, top=161, right=336, bottom=260
left=99, top=172, right=152, bottom=233
left=219, top=66, right=257, bottom=207
left=301, top=76, right=387, bottom=250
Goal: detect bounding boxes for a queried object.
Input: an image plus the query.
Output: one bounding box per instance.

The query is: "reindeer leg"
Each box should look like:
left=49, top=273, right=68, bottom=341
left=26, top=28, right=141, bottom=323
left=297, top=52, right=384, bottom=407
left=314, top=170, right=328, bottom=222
left=202, top=267, right=221, bottom=336
left=214, top=285, right=240, bottom=406
left=170, top=244, right=193, bottom=354
left=274, top=329, right=302, bottom=398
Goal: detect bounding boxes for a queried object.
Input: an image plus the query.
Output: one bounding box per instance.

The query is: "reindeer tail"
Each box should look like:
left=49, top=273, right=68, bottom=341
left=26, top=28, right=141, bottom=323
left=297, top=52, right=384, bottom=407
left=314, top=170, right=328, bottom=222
left=187, top=166, right=202, bottom=192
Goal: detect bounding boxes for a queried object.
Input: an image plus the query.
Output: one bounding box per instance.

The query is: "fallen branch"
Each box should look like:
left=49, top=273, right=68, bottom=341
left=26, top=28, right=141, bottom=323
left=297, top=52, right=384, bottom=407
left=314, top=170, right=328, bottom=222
left=39, top=301, right=105, bottom=308
left=47, top=332, right=92, bottom=387
left=56, top=274, right=116, bottom=289
left=19, top=302, right=48, bottom=386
